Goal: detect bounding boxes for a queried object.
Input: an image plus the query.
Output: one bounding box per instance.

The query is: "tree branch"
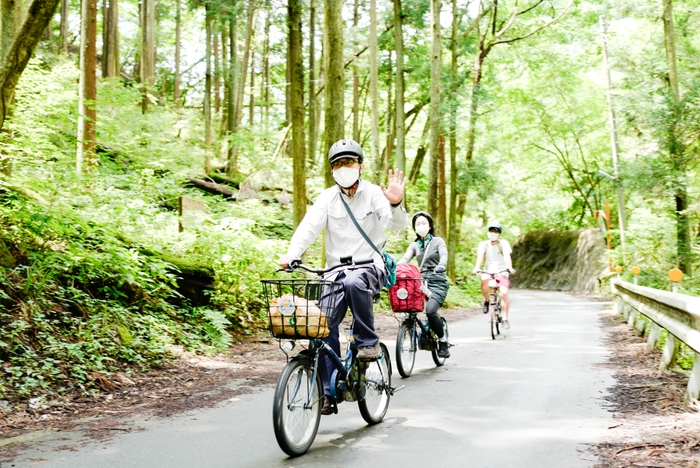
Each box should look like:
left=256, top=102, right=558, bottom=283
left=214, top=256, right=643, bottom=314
left=492, top=0, right=573, bottom=46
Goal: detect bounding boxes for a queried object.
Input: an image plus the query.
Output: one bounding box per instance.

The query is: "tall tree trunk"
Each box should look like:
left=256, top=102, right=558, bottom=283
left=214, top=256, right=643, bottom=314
left=369, top=0, right=379, bottom=179
left=77, top=0, right=97, bottom=175
left=323, top=0, right=344, bottom=188
left=427, top=0, right=441, bottom=217
left=1, top=0, right=23, bottom=119
left=447, top=0, right=458, bottom=278
left=234, top=2, right=255, bottom=128
left=383, top=51, right=393, bottom=173
left=452, top=50, right=486, bottom=252
left=437, top=133, right=447, bottom=235
left=0, top=0, right=61, bottom=131
left=220, top=26, right=228, bottom=135
left=140, top=0, right=155, bottom=113
left=60, top=0, right=69, bottom=53
left=393, top=0, right=405, bottom=173
left=2, top=0, right=23, bottom=60
left=249, top=47, right=255, bottom=126
left=262, top=1, right=270, bottom=131
left=289, top=0, right=306, bottom=228
left=204, top=4, right=212, bottom=175
left=226, top=17, right=238, bottom=176
left=352, top=0, right=360, bottom=142
left=213, top=29, right=220, bottom=113
left=102, top=0, right=118, bottom=77
left=662, top=0, right=691, bottom=274
left=307, top=0, right=317, bottom=166
left=174, top=0, right=181, bottom=107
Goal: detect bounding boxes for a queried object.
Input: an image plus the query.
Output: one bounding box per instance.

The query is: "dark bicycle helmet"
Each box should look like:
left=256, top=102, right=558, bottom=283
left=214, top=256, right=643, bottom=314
left=487, top=221, right=502, bottom=233
left=328, top=139, right=364, bottom=165
left=412, top=211, right=435, bottom=236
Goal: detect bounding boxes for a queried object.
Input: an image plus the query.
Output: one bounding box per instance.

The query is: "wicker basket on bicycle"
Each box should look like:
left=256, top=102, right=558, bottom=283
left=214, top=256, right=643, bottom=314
left=389, top=263, right=425, bottom=312
left=261, top=278, right=343, bottom=339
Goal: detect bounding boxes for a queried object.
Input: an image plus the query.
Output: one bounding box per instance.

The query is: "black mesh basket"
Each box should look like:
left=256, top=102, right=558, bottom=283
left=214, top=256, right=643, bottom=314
left=261, top=278, right=343, bottom=339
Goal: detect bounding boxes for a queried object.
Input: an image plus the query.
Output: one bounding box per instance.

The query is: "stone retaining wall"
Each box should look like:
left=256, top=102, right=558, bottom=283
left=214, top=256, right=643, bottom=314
left=510, top=228, right=606, bottom=292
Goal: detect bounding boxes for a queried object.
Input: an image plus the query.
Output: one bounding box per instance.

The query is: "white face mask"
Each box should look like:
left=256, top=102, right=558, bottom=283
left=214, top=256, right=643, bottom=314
left=415, top=225, right=430, bottom=237
left=488, top=232, right=500, bottom=241
left=333, top=167, right=360, bottom=188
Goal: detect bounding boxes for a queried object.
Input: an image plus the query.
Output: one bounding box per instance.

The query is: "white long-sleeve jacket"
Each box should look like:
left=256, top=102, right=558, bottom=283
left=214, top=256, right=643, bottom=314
left=287, top=180, right=408, bottom=268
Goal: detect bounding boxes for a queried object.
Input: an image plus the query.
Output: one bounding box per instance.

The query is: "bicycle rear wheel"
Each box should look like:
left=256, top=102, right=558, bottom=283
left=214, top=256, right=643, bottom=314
left=431, top=317, right=449, bottom=367
left=490, top=304, right=497, bottom=340
left=395, top=321, right=416, bottom=378
left=272, top=356, right=322, bottom=457
left=358, top=342, right=392, bottom=425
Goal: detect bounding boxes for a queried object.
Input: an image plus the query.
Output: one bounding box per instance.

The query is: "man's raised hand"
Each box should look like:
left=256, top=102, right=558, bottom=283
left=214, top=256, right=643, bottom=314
left=380, top=168, right=407, bottom=205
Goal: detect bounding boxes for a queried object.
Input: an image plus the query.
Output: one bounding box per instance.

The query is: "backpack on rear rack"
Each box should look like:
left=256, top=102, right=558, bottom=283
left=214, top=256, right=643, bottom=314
left=389, top=263, right=424, bottom=312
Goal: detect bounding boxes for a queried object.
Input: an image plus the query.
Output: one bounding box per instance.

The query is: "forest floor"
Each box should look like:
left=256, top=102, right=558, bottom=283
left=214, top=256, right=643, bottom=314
left=2, top=301, right=700, bottom=466
left=592, top=308, right=700, bottom=467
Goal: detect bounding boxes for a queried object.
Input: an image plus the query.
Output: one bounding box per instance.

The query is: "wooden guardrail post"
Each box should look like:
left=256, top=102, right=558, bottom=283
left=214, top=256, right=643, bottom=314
left=618, top=298, right=628, bottom=320
left=627, top=307, right=638, bottom=327
left=659, top=333, right=679, bottom=372
left=646, top=323, right=661, bottom=350
left=685, top=352, right=700, bottom=405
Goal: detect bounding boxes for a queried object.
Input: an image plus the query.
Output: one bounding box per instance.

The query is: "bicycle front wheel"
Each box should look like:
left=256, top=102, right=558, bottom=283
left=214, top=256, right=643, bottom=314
left=272, top=356, right=322, bottom=457
left=431, top=317, right=449, bottom=367
left=358, top=342, right=392, bottom=425
left=490, top=305, right=497, bottom=340
left=395, top=321, right=416, bottom=378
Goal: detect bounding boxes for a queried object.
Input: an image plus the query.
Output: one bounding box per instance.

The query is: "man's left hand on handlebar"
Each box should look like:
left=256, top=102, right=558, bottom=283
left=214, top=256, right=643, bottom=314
left=279, top=254, right=297, bottom=269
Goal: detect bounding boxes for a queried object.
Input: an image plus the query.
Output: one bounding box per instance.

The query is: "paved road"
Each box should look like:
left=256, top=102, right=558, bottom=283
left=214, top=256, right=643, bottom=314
left=8, top=290, right=615, bottom=467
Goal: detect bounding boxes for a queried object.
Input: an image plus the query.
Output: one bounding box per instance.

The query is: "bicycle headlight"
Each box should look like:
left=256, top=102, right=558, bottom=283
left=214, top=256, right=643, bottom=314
left=281, top=340, right=295, bottom=352
left=488, top=279, right=498, bottom=288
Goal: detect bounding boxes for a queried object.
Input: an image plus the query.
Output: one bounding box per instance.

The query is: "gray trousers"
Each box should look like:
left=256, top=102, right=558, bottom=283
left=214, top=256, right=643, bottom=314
left=319, top=264, right=385, bottom=396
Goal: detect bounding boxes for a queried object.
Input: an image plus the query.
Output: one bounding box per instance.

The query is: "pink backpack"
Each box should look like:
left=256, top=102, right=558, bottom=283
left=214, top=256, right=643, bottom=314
left=389, top=263, right=424, bottom=312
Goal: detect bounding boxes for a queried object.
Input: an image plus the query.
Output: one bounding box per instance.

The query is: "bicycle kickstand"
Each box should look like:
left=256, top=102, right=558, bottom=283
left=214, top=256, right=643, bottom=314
left=389, top=384, right=405, bottom=396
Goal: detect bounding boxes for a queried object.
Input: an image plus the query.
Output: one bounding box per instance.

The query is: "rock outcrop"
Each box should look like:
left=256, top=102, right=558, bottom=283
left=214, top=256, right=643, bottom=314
left=510, top=228, right=606, bottom=292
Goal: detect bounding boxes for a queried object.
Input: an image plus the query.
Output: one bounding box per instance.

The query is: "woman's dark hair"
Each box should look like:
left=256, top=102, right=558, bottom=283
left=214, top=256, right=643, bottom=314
left=411, top=211, right=435, bottom=239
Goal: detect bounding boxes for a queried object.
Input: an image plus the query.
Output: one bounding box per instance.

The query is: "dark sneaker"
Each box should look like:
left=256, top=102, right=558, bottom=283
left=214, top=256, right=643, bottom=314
left=438, top=341, right=450, bottom=358
left=503, top=320, right=510, bottom=330
left=321, top=395, right=336, bottom=415
left=357, top=344, right=382, bottom=360
left=482, top=301, right=489, bottom=314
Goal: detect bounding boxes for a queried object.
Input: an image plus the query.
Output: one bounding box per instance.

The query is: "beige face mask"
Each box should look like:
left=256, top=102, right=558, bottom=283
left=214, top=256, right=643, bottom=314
left=488, top=232, right=500, bottom=241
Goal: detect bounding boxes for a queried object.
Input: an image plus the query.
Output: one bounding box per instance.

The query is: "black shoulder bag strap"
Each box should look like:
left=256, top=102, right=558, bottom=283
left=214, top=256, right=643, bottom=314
left=338, top=190, right=384, bottom=261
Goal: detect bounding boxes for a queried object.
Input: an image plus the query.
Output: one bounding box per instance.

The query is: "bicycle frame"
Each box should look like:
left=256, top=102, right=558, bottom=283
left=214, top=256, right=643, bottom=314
left=292, top=322, right=390, bottom=411
left=401, top=313, right=433, bottom=351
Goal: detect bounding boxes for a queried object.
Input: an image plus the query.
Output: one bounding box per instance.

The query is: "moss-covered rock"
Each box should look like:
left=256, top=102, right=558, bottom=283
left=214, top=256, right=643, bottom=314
left=510, top=228, right=606, bottom=292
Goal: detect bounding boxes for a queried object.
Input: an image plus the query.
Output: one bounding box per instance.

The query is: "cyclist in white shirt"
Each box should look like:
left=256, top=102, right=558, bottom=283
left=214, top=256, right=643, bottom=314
left=472, top=222, right=516, bottom=329
left=279, top=139, right=407, bottom=415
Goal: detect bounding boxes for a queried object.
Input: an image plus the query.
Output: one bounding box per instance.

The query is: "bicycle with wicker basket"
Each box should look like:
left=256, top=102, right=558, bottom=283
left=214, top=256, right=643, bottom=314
left=389, top=266, right=449, bottom=378
left=261, top=258, right=394, bottom=457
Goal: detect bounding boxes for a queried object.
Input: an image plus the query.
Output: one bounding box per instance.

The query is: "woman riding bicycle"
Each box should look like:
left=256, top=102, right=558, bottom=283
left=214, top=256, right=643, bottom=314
left=397, top=211, right=450, bottom=358
left=472, top=221, right=516, bottom=329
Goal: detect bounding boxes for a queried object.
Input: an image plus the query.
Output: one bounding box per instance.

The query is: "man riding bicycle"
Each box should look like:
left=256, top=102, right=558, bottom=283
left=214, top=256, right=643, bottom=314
left=279, top=139, right=407, bottom=415
left=472, top=222, right=516, bottom=329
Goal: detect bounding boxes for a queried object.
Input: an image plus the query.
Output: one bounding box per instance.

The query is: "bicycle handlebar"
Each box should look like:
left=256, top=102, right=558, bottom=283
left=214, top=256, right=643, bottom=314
left=281, top=258, right=374, bottom=276
left=475, top=269, right=511, bottom=276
